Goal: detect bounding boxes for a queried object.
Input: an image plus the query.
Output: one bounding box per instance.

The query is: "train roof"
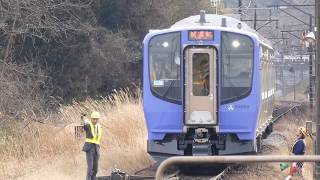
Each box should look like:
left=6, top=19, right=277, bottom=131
left=171, top=13, right=272, bottom=49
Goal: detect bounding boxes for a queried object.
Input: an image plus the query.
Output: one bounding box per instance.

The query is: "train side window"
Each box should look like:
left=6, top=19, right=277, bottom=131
left=221, top=32, right=254, bottom=104
left=148, top=32, right=181, bottom=103
left=192, top=53, right=210, bottom=96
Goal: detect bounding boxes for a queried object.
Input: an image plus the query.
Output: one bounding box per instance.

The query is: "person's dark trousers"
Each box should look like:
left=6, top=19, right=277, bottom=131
left=84, top=143, right=100, bottom=180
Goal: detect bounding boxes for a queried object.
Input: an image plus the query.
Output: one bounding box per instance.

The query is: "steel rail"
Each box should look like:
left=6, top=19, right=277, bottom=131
left=163, top=170, right=180, bottom=180
left=272, top=103, right=301, bottom=123
left=256, top=102, right=301, bottom=138
left=155, top=155, right=320, bottom=180
left=210, top=166, right=231, bottom=180
left=97, top=174, right=154, bottom=180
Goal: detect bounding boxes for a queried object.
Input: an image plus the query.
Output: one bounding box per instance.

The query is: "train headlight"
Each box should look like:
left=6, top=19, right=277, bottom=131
left=162, top=42, right=169, bottom=47
left=232, top=40, right=240, bottom=48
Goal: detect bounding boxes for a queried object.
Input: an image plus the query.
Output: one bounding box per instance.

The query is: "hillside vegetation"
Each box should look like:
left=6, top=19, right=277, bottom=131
left=0, top=0, right=214, bottom=123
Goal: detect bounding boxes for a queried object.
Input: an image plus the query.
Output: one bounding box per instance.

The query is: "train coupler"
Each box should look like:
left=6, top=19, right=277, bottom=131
left=192, top=143, right=212, bottom=156
left=192, top=128, right=213, bottom=156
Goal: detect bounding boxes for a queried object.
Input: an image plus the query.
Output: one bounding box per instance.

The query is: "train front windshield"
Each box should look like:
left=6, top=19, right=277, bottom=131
left=148, top=31, right=254, bottom=104
left=149, top=32, right=181, bottom=103
left=221, top=32, right=254, bottom=104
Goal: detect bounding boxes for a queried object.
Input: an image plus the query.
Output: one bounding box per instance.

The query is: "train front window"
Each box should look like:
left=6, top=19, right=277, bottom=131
left=221, top=32, right=254, bottom=104
left=149, top=32, right=181, bottom=103
left=192, top=53, right=210, bottom=96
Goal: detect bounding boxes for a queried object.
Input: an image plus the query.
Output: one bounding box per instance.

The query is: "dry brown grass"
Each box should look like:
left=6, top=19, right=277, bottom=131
left=0, top=89, right=153, bottom=180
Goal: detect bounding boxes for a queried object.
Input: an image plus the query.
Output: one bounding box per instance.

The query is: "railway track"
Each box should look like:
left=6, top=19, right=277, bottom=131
left=101, top=164, right=230, bottom=180
left=209, top=166, right=231, bottom=180
left=273, top=100, right=303, bottom=119
left=98, top=101, right=303, bottom=180
left=167, top=166, right=232, bottom=180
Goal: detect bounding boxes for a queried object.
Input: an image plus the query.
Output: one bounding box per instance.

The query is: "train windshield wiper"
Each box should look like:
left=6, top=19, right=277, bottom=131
left=161, top=80, right=175, bottom=98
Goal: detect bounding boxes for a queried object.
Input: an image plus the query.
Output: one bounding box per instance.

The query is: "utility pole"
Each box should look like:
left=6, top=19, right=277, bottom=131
left=289, top=67, right=296, bottom=100
left=238, top=0, right=242, bottom=20
left=216, top=0, right=219, bottom=15
left=281, top=31, right=285, bottom=99
left=254, top=4, right=257, bottom=30
left=309, top=14, right=314, bottom=111
left=315, top=0, right=320, bottom=178
left=210, top=0, right=219, bottom=14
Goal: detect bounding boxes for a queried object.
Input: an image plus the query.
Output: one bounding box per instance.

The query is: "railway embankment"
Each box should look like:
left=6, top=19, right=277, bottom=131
left=225, top=103, right=313, bottom=180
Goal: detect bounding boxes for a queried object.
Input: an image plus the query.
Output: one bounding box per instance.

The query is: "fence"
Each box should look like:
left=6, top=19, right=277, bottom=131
left=155, top=155, right=320, bottom=180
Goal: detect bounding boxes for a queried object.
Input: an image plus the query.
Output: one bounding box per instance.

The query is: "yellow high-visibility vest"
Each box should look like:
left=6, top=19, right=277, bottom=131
left=85, top=121, right=102, bottom=145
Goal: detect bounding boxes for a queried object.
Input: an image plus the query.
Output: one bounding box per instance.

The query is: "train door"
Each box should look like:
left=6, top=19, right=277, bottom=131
left=184, top=47, right=217, bottom=126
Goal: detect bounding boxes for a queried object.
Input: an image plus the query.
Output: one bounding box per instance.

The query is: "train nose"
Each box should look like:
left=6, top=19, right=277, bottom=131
left=189, top=111, right=214, bottom=124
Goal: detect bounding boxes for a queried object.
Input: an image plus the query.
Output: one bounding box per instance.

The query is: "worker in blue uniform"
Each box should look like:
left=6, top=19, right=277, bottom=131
left=82, top=111, right=102, bottom=180
left=285, top=127, right=308, bottom=180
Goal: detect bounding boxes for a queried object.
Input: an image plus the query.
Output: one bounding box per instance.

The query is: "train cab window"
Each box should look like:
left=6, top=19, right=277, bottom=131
left=149, top=32, right=181, bottom=103
left=192, top=53, right=210, bottom=96
left=221, top=32, right=254, bottom=104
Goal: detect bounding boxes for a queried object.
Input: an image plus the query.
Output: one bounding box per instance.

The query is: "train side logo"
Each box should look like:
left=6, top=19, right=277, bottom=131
left=227, top=104, right=235, bottom=111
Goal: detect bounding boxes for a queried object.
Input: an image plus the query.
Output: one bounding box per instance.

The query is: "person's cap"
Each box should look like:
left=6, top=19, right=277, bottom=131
left=90, top=111, right=101, bottom=119
left=298, top=127, right=308, bottom=137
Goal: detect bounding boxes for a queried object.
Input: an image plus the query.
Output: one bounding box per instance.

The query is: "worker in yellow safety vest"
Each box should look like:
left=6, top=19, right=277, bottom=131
left=82, top=111, right=102, bottom=180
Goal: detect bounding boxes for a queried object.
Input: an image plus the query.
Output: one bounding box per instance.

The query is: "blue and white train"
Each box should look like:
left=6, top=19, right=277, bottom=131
left=143, top=12, right=275, bottom=161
